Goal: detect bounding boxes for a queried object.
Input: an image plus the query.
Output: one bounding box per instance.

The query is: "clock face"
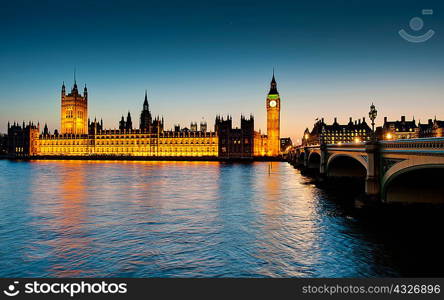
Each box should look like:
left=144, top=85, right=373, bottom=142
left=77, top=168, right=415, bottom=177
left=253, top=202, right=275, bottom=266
left=269, top=100, right=277, bottom=108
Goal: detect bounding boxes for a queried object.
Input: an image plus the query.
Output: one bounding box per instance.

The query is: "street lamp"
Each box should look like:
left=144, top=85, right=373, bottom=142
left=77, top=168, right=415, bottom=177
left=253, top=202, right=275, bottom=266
left=369, top=103, right=377, bottom=140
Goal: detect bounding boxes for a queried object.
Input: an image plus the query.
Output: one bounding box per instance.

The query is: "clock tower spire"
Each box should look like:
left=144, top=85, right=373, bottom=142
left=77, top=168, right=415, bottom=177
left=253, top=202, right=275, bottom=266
left=266, top=70, right=280, bottom=156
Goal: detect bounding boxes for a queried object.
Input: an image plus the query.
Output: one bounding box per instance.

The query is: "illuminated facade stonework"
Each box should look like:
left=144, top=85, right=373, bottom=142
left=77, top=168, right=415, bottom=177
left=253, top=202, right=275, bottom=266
left=38, top=130, right=218, bottom=157
left=38, top=87, right=218, bottom=157
left=8, top=75, right=282, bottom=159
left=266, top=73, right=280, bottom=156
left=61, top=81, right=88, bottom=135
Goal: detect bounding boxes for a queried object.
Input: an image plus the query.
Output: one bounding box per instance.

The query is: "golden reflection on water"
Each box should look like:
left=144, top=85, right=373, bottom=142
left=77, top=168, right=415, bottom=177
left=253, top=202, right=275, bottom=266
left=254, top=162, right=320, bottom=276
left=2, top=159, right=401, bottom=277
left=29, top=161, right=92, bottom=276
left=28, top=160, right=223, bottom=277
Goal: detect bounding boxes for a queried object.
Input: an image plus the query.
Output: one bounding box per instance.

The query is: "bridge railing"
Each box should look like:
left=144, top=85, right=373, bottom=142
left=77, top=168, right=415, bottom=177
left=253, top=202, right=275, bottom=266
left=290, top=138, right=444, bottom=154
left=381, top=137, right=444, bottom=150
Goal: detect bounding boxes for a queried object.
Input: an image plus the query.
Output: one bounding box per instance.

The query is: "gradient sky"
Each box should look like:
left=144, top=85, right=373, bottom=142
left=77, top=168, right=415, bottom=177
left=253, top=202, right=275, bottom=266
left=1, top=0, right=443, bottom=142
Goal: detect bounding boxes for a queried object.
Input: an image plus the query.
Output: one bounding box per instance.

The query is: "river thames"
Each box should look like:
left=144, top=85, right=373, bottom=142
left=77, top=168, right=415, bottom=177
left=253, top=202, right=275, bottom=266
left=0, top=159, right=442, bottom=277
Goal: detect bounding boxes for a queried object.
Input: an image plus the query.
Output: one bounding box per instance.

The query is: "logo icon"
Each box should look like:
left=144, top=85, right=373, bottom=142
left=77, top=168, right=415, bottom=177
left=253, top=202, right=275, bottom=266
left=399, top=9, right=435, bottom=43
left=3, top=281, right=20, bottom=297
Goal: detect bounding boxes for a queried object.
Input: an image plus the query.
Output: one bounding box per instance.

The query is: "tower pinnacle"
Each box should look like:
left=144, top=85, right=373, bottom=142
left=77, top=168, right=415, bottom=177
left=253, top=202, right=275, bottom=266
left=142, top=90, right=149, bottom=112
left=269, top=70, right=278, bottom=94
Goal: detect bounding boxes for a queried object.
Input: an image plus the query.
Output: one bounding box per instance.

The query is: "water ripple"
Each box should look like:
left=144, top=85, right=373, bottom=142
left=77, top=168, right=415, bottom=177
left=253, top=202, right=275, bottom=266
left=0, top=160, right=441, bottom=277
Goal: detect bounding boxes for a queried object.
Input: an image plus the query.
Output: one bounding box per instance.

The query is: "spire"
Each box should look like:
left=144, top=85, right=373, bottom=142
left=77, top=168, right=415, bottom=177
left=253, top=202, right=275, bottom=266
left=62, top=81, right=66, bottom=97
left=143, top=90, right=149, bottom=110
left=72, top=68, right=78, bottom=93
left=269, top=69, right=278, bottom=94
left=83, top=83, right=88, bottom=98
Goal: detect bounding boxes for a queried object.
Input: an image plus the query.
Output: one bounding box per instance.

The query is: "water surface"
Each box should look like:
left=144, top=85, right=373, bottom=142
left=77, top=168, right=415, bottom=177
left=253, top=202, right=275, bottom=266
left=0, top=160, right=441, bottom=277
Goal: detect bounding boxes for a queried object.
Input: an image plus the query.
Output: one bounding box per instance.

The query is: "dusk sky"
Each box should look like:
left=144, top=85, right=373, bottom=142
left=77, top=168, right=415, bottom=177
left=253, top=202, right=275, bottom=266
left=1, top=0, right=443, bottom=142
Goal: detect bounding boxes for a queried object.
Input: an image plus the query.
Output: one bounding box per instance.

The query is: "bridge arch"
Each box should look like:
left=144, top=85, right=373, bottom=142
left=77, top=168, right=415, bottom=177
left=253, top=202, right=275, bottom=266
left=382, top=164, right=444, bottom=204
left=307, top=151, right=321, bottom=169
left=326, top=153, right=367, bottom=177
left=298, top=151, right=306, bottom=164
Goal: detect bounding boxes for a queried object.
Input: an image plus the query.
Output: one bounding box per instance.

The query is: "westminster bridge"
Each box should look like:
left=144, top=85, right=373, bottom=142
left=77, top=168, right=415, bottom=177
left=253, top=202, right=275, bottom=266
left=287, top=137, right=444, bottom=204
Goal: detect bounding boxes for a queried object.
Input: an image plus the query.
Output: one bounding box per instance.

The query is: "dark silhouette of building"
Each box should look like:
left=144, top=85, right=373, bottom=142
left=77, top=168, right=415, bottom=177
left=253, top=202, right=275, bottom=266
left=200, top=121, right=207, bottom=132
left=140, top=90, right=152, bottom=132
left=215, top=114, right=254, bottom=159
left=43, top=123, right=50, bottom=136
left=118, top=111, right=135, bottom=131
left=0, top=133, right=7, bottom=155
left=7, top=121, right=39, bottom=156
left=88, top=118, right=103, bottom=135
left=119, top=115, right=126, bottom=131
left=136, top=91, right=164, bottom=133
left=126, top=112, right=133, bottom=131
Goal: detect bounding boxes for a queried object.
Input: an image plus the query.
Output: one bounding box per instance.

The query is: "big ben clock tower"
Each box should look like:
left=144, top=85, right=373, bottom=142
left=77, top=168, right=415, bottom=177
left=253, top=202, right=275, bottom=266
left=266, top=71, right=280, bottom=156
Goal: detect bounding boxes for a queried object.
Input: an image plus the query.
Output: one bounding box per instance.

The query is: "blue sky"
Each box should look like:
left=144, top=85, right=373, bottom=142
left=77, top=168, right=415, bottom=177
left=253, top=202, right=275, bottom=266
left=0, top=0, right=443, bottom=142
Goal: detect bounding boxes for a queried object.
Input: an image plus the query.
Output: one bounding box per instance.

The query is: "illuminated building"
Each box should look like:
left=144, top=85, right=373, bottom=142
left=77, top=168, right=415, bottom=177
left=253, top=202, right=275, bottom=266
left=6, top=74, right=282, bottom=159
left=37, top=86, right=218, bottom=157
left=302, top=117, right=372, bottom=146
left=381, top=116, right=419, bottom=140
left=266, top=72, right=281, bottom=156
left=61, top=79, right=88, bottom=135
left=280, top=137, right=292, bottom=153
left=418, top=118, right=444, bottom=138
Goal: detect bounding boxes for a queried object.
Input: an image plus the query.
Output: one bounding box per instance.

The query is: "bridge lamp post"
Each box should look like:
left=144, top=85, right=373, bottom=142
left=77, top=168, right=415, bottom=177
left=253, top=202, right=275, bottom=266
left=369, top=103, right=377, bottom=140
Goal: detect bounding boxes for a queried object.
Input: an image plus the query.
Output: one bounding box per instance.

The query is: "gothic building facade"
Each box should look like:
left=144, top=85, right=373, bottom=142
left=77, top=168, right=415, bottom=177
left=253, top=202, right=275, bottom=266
left=377, top=116, right=444, bottom=140
left=302, top=117, right=372, bottom=146
left=6, top=74, right=281, bottom=159
left=215, top=115, right=255, bottom=159
left=266, top=73, right=280, bottom=156
left=61, top=81, right=88, bottom=135
left=379, top=116, right=419, bottom=140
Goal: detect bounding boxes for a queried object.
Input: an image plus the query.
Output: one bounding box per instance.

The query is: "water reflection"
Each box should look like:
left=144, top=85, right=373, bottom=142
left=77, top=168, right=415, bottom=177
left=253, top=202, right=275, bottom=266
left=27, top=161, right=93, bottom=276
left=0, top=160, right=442, bottom=277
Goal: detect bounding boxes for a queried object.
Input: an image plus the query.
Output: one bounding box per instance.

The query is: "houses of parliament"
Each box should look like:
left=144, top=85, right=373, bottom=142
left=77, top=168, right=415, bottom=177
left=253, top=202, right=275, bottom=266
left=5, top=74, right=282, bottom=159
